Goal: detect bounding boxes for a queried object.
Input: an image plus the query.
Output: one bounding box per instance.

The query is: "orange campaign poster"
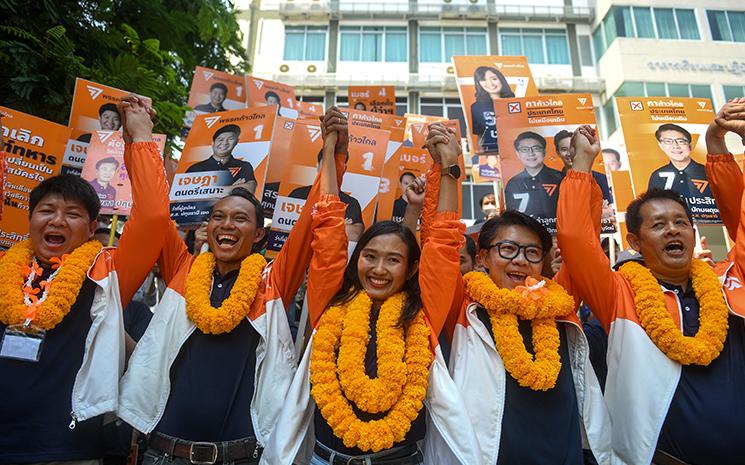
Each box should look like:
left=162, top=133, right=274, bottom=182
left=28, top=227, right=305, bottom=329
left=184, top=66, right=249, bottom=129
left=391, top=147, right=430, bottom=223
left=296, top=100, right=324, bottom=120
left=66, top=78, right=151, bottom=176
left=80, top=131, right=166, bottom=216
left=616, top=96, right=719, bottom=223
left=452, top=56, right=538, bottom=158
left=348, top=86, right=396, bottom=114
left=246, top=75, right=298, bottom=119
left=403, top=113, right=447, bottom=147
left=268, top=123, right=389, bottom=252
left=494, top=93, right=615, bottom=234
left=0, top=107, right=70, bottom=249
left=169, top=106, right=277, bottom=226
left=260, top=116, right=295, bottom=218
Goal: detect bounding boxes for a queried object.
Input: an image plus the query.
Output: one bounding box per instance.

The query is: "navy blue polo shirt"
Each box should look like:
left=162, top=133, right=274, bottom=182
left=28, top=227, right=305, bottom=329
left=503, top=167, right=565, bottom=232
left=0, top=276, right=104, bottom=463
left=155, top=268, right=261, bottom=442
left=476, top=307, right=584, bottom=465
left=656, top=281, right=745, bottom=464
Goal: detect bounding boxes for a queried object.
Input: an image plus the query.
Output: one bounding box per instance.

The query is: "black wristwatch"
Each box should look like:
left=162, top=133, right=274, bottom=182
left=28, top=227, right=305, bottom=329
left=441, top=164, right=461, bottom=180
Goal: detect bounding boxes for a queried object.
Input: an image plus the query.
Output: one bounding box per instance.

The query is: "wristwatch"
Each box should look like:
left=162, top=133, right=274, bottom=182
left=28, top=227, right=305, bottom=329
left=441, top=164, right=461, bottom=180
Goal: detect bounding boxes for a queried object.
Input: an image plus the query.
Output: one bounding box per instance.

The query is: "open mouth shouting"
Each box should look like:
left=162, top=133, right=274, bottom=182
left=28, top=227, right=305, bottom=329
left=43, top=231, right=68, bottom=252
left=663, top=239, right=686, bottom=258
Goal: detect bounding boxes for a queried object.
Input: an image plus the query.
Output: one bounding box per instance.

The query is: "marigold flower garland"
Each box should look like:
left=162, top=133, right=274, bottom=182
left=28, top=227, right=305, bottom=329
left=463, top=271, right=575, bottom=391
left=0, top=239, right=102, bottom=330
left=184, top=252, right=267, bottom=334
left=310, top=291, right=431, bottom=452
left=619, top=260, right=728, bottom=365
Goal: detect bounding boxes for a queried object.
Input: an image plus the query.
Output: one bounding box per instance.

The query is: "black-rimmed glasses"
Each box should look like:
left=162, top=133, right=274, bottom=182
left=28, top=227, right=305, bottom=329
left=485, top=240, right=546, bottom=264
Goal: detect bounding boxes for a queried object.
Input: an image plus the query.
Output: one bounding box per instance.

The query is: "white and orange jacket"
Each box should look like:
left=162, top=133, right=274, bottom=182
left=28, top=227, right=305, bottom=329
left=118, top=156, right=347, bottom=446
left=260, top=192, right=482, bottom=465
left=556, top=164, right=745, bottom=465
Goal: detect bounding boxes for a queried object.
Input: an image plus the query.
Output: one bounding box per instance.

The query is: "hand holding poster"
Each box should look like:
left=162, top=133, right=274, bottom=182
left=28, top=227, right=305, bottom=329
left=184, top=66, right=248, bottom=129
left=348, top=86, right=396, bottom=114
left=392, top=147, right=429, bottom=223
left=246, top=75, right=298, bottom=119
left=0, top=107, right=70, bottom=248
left=495, top=94, right=615, bottom=234
left=170, top=106, right=276, bottom=226
left=616, top=96, right=719, bottom=223
left=452, top=56, right=538, bottom=156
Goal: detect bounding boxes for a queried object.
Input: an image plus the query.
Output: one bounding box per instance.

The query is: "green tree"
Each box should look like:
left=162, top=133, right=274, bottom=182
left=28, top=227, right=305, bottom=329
left=0, top=0, right=248, bottom=141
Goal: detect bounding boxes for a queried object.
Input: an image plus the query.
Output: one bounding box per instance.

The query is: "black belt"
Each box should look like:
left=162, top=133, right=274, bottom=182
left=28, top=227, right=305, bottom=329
left=313, top=444, right=422, bottom=465
left=653, top=450, right=690, bottom=465
left=149, top=432, right=262, bottom=464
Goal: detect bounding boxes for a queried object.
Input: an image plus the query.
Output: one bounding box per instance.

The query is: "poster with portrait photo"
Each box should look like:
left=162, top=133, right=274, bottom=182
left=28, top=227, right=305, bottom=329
left=348, top=86, right=396, bottom=115
left=246, top=75, right=298, bottom=119
left=494, top=93, right=615, bottom=234
left=616, top=96, right=719, bottom=224
left=452, top=56, right=538, bottom=157
left=169, top=106, right=276, bottom=226
left=184, top=66, right=248, bottom=130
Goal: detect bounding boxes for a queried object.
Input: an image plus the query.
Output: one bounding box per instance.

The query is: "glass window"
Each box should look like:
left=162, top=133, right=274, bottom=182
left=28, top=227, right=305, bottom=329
left=498, top=28, right=569, bottom=65
left=306, top=28, right=326, bottom=60
left=341, top=26, right=405, bottom=62
left=592, top=28, right=606, bottom=57
left=466, top=34, right=487, bottom=55
left=395, top=96, right=408, bottom=117
left=667, top=84, right=690, bottom=97
left=645, top=82, right=667, bottom=97
left=707, top=10, right=733, bottom=41
left=634, top=7, right=655, bottom=38
left=578, top=35, right=594, bottom=66
left=284, top=26, right=327, bottom=61
left=616, top=82, right=644, bottom=97
left=602, top=99, right=617, bottom=135
left=690, top=85, right=713, bottom=101
left=676, top=10, right=700, bottom=40
left=284, top=30, right=305, bottom=61
left=655, top=9, right=679, bottom=39
left=419, top=27, right=487, bottom=63
left=361, top=29, right=383, bottom=61
left=723, top=85, right=745, bottom=101
left=501, top=34, right=522, bottom=55
left=603, top=12, right=617, bottom=45
left=523, top=34, right=545, bottom=64
left=730, top=12, right=745, bottom=42
left=614, top=6, right=634, bottom=37
left=444, top=33, right=465, bottom=59
left=546, top=34, right=570, bottom=64
left=385, top=29, right=407, bottom=62
left=340, top=30, right=361, bottom=61
left=420, top=29, right=442, bottom=63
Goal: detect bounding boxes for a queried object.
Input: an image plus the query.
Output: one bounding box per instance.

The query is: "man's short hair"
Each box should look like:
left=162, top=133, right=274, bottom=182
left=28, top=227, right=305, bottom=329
left=655, top=124, right=691, bottom=143
left=478, top=210, right=552, bottom=254
left=479, top=192, right=495, bottom=208
left=209, top=82, right=228, bottom=93
left=29, top=174, right=101, bottom=221
left=464, top=234, right=477, bottom=261
left=316, top=149, right=350, bottom=165
left=513, top=131, right=547, bottom=151
left=265, top=91, right=280, bottom=102
left=626, top=189, right=693, bottom=235
left=212, top=124, right=241, bottom=142
left=602, top=148, right=621, bottom=162
left=95, top=157, right=120, bottom=170
left=98, top=103, right=119, bottom=116
left=399, top=171, right=416, bottom=183
left=553, top=129, right=572, bottom=153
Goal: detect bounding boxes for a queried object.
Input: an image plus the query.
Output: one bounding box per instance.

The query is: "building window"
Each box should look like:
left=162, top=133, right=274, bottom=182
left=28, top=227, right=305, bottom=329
left=420, top=27, right=487, bottom=63
left=602, top=99, right=618, bottom=136
left=578, top=35, right=595, bottom=66
left=395, top=97, right=408, bottom=117
left=283, top=26, right=327, bottom=61
left=707, top=10, right=745, bottom=42
left=420, top=97, right=467, bottom=137
left=723, top=85, right=745, bottom=101
left=339, top=26, right=407, bottom=62
left=614, top=81, right=713, bottom=102
left=499, top=28, right=570, bottom=65
left=592, top=7, right=700, bottom=57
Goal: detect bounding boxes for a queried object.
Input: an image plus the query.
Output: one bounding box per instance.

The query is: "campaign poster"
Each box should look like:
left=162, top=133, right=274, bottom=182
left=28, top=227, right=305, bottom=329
left=403, top=113, right=447, bottom=147
left=261, top=116, right=296, bottom=218
left=392, top=147, right=429, bottom=223
left=66, top=78, right=151, bottom=176
left=0, top=107, right=70, bottom=248
left=184, top=66, right=248, bottom=129
left=80, top=131, right=166, bottom=216
left=268, top=123, right=389, bottom=252
left=296, top=100, right=324, bottom=120
left=452, top=56, right=538, bottom=157
left=616, top=96, right=720, bottom=223
left=246, top=75, right=298, bottom=119
left=348, top=86, right=396, bottom=114
left=169, top=106, right=276, bottom=226
left=494, top=93, right=614, bottom=234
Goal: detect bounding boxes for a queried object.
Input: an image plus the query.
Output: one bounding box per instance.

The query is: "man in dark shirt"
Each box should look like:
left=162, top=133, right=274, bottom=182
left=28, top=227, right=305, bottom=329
left=186, top=123, right=257, bottom=194
left=88, top=157, right=119, bottom=207
left=391, top=171, right=416, bottom=223
left=75, top=103, right=122, bottom=143
left=504, top=131, right=564, bottom=231
left=193, top=82, right=228, bottom=114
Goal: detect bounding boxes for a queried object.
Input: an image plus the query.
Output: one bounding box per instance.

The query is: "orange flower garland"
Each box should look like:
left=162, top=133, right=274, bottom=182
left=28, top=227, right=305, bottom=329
left=619, top=260, right=728, bottom=365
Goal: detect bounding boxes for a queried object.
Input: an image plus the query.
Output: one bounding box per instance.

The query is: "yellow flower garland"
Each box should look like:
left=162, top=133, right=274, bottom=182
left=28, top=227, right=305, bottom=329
left=184, top=252, right=267, bottom=334
left=619, top=260, right=729, bottom=365
left=463, top=271, right=575, bottom=391
left=0, top=239, right=102, bottom=330
left=310, top=291, right=431, bottom=452
left=337, top=292, right=407, bottom=413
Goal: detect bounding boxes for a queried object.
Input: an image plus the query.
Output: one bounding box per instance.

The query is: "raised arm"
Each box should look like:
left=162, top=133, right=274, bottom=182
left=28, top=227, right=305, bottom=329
left=556, top=126, right=623, bottom=331
left=402, top=176, right=425, bottom=236
left=268, top=107, right=347, bottom=307
left=114, top=97, right=173, bottom=307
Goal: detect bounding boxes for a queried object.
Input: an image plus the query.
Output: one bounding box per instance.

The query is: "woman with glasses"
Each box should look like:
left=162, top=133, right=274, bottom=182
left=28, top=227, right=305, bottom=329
left=424, top=169, right=612, bottom=463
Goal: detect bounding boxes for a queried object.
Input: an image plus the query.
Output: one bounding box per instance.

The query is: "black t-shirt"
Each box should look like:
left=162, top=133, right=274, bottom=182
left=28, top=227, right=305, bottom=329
left=504, top=166, right=564, bottom=229
left=186, top=155, right=256, bottom=184
left=155, top=268, right=261, bottom=442
left=0, top=277, right=104, bottom=463
left=392, top=196, right=408, bottom=223
left=288, top=185, right=364, bottom=226
left=470, top=99, right=498, bottom=152
left=656, top=281, right=745, bottom=464
left=647, top=160, right=712, bottom=200
left=476, top=308, right=584, bottom=465
left=314, top=307, right=426, bottom=454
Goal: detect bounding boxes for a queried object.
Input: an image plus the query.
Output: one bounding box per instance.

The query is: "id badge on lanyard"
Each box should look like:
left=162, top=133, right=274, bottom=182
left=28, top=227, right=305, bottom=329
left=0, top=324, right=46, bottom=362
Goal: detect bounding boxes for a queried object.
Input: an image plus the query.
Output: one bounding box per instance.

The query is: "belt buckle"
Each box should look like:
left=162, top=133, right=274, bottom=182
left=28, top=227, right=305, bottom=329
left=189, top=442, right=218, bottom=465
left=345, top=458, right=364, bottom=465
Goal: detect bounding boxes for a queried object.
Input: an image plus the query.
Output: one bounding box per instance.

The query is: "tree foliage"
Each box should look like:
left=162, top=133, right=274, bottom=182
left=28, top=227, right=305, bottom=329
left=0, top=0, right=248, bottom=141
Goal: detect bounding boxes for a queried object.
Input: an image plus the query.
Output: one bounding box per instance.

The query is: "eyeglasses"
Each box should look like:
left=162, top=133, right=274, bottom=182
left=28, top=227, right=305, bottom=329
left=486, top=240, right=546, bottom=264
left=659, top=138, right=689, bottom=146
left=517, top=145, right=545, bottom=155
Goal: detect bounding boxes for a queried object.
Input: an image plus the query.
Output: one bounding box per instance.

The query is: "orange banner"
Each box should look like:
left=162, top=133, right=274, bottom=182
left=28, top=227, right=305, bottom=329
left=494, top=93, right=614, bottom=234
left=184, top=66, right=249, bottom=129
left=392, top=147, right=430, bottom=223
left=452, top=56, right=538, bottom=156
left=246, top=75, right=298, bottom=118
left=296, top=101, right=324, bottom=120
left=169, top=106, right=276, bottom=226
left=0, top=106, right=70, bottom=248
left=616, top=96, right=719, bottom=223
left=261, top=116, right=296, bottom=218
left=348, top=86, right=396, bottom=114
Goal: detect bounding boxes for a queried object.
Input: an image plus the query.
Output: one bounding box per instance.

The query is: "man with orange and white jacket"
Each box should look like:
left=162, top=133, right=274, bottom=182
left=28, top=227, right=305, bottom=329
left=557, top=117, right=745, bottom=465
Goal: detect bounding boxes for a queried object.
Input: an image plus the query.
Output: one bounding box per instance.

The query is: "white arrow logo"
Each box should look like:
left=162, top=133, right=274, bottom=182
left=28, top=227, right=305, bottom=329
left=202, top=71, right=215, bottom=80
left=253, top=79, right=264, bottom=90
left=307, top=125, right=322, bottom=142
left=204, top=115, right=221, bottom=128
left=724, top=276, right=742, bottom=291
left=697, top=101, right=707, bottom=109
left=578, top=97, right=587, bottom=105
left=395, top=119, right=403, bottom=126
left=97, top=131, right=114, bottom=143
left=86, top=85, right=103, bottom=100
left=494, top=62, right=504, bottom=69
